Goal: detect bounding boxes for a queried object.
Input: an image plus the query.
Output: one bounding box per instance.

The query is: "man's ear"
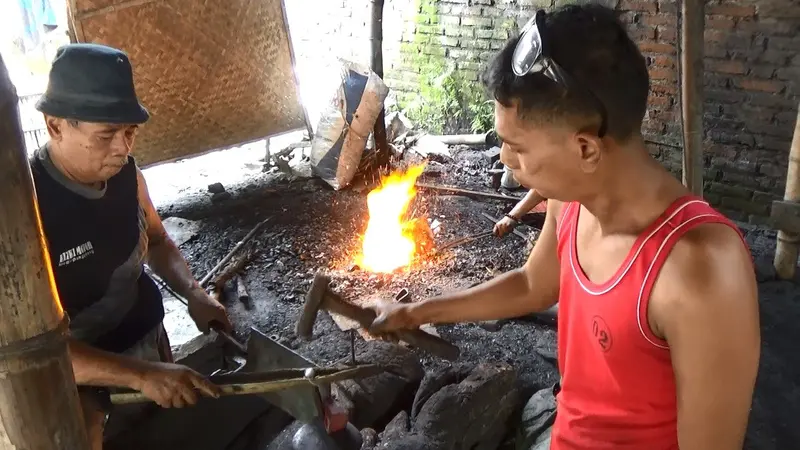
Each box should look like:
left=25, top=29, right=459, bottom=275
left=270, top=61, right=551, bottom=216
left=575, top=132, right=604, bottom=174
left=44, top=115, right=64, bottom=141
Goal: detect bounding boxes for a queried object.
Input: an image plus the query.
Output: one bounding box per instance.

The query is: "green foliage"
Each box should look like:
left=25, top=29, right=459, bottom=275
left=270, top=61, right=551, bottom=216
left=468, top=97, right=495, bottom=134
left=396, top=0, right=496, bottom=134
left=403, top=60, right=457, bottom=134
left=400, top=53, right=495, bottom=134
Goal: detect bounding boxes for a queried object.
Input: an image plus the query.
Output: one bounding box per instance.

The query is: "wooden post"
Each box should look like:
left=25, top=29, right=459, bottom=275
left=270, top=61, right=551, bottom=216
left=774, top=106, right=800, bottom=280
left=680, top=0, right=705, bottom=196
left=0, top=56, right=91, bottom=448
left=369, top=0, right=391, bottom=168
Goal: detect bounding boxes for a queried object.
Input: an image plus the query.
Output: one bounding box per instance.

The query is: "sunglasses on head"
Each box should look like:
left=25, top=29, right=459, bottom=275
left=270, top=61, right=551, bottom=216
left=511, top=10, right=609, bottom=138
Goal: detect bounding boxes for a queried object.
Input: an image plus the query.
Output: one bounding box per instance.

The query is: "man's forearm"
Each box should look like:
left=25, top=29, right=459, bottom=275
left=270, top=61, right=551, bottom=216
left=409, top=268, right=555, bottom=325
left=69, top=338, right=146, bottom=389
left=509, top=189, right=545, bottom=218
left=147, top=239, right=201, bottom=299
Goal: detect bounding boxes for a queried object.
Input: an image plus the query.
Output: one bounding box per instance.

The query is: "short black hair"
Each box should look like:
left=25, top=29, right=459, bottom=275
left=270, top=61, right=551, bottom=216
left=481, top=3, right=649, bottom=142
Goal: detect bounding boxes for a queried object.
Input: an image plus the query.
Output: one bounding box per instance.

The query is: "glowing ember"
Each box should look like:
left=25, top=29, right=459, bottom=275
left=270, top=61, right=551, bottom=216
left=356, top=164, right=431, bottom=273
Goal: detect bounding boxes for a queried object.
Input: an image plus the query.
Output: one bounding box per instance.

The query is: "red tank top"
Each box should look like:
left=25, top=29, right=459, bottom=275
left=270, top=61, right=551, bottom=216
left=550, top=196, right=745, bottom=450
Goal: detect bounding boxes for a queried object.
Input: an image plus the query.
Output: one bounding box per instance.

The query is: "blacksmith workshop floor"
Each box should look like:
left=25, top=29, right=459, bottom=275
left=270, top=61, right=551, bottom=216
left=135, top=137, right=799, bottom=450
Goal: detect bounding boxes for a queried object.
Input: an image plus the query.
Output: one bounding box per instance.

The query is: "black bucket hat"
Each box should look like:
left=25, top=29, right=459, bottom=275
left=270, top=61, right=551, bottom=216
left=35, top=43, right=149, bottom=124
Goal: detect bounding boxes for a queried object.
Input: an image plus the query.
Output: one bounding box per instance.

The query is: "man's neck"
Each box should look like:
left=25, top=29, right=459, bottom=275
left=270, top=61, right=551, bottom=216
left=579, top=146, right=690, bottom=237
left=47, top=142, right=103, bottom=190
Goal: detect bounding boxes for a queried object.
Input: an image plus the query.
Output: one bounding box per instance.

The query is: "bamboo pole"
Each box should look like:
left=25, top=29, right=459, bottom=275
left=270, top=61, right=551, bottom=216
left=680, top=0, right=705, bottom=196
left=370, top=0, right=390, bottom=168
left=0, top=57, right=90, bottom=447
left=774, top=106, right=800, bottom=280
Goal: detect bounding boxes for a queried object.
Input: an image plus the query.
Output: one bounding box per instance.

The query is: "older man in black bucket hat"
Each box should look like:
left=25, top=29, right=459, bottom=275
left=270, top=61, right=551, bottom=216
left=30, top=43, right=232, bottom=448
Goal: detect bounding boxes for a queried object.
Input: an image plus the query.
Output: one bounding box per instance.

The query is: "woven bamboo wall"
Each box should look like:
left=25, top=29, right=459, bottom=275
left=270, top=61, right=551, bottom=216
left=68, top=0, right=309, bottom=167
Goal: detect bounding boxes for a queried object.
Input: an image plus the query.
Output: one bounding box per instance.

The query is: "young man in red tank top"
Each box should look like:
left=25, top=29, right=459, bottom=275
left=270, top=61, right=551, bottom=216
left=371, top=4, right=760, bottom=450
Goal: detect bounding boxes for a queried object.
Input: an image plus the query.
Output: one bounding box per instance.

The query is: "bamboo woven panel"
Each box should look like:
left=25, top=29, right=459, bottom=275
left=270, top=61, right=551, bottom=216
left=68, top=0, right=308, bottom=167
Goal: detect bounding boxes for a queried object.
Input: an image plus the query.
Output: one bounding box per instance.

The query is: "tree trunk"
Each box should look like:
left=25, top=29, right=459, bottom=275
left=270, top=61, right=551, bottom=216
left=0, top=55, right=90, bottom=449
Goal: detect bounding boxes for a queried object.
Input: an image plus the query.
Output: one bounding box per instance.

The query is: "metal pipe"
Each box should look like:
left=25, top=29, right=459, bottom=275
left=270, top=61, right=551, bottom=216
left=436, top=133, right=488, bottom=146
left=416, top=183, right=522, bottom=202
left=0, top=54, right=90, bottom=448
left=680, top=0, right=705, bottom=196
left=774, top=106, right=800, bottom=280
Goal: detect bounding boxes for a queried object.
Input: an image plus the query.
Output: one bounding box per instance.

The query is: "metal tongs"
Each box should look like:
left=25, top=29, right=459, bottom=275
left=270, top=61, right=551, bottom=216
left=437, top=230, right=494, bottom=252
left=109, top=364, right=384, bottom=405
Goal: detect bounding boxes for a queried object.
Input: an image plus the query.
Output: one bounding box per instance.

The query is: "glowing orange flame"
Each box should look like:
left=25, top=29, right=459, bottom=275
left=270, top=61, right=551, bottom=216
left=356, top=164, right=430, bottom=273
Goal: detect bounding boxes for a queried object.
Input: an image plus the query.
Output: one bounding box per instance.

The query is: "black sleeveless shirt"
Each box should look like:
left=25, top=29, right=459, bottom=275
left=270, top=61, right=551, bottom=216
left=30, top=146, right=164, bottom=353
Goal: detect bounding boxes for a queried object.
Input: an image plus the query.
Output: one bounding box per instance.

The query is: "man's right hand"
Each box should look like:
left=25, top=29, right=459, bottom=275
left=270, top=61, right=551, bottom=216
left=369, top=200, right=562, bottom=330
left=136, top=362, right=221, bottom=408
left=494, top=215, right=518, bottom=237
left=371, top=301, right=419, bottom=333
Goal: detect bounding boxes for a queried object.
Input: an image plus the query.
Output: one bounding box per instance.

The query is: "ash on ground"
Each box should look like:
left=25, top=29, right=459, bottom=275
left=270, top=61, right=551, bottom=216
left=151, top=144, right=800, bottom=450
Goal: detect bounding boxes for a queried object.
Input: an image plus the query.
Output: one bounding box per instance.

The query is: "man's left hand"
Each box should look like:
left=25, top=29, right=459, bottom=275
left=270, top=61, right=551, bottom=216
left=186, top=287, right=233, bottom=333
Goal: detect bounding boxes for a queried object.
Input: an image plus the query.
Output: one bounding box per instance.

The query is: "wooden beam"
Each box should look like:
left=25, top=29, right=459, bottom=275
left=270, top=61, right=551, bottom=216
left=774, top=106, right=800, bottom=280
left=370, top=0, right=390, bottom=168
left=680, top=0, right=705, bottom=196
left=0, top=56, right=90, bottom=448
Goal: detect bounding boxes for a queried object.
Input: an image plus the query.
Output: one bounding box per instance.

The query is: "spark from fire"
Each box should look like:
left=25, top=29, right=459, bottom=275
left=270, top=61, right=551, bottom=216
left=356, top=164, right=430, bottom=273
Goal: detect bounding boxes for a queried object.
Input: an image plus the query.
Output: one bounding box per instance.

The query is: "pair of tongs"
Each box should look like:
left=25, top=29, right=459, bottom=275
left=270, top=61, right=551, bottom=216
left=109, top=364, right=384, bottom=405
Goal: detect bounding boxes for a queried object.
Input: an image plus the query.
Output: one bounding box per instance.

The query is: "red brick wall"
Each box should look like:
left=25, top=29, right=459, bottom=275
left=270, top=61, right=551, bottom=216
left=290, top=0, right=799, bottom=222
left=624, top=0, right=799, bottom=223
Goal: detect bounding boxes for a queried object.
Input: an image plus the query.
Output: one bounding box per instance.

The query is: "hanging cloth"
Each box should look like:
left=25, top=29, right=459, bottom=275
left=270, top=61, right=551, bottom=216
left=17, top=0, right=58, bottom=52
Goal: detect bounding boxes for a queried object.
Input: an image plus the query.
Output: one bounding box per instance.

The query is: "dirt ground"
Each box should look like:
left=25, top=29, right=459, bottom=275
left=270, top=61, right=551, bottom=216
left=149, top=144, right=800, bottom=450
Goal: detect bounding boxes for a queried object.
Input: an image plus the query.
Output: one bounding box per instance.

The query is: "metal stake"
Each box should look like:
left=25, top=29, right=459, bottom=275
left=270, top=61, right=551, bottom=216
left=349, top=329, right=356, bottom=365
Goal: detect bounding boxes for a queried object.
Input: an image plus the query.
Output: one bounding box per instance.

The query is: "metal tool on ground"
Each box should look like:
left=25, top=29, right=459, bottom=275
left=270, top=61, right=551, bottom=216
left=207, top=245, right=255, bottom=304
left=109, top=364, right=383, bottom=405
left=236, top=275, right=252, bottom=309
left=481, top=212, right=530, bottom=241
left=416, top=183, right=522, bottom=203
left=349, top=330, right=356, bottom=365
left=200, top=217, right=270, bottom=287
left=296, top=273, right=460, bottom=361
left=438, top=230, right=494, bottom=251
left=394, top=288, right=410, bottom=303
